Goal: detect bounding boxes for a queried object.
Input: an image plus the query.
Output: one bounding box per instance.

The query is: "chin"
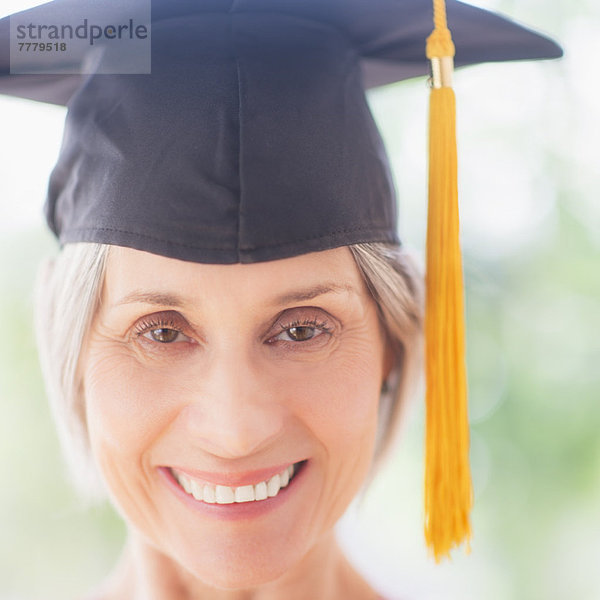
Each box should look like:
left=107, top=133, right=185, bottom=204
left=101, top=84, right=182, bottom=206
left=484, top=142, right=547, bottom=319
left=170, top=537, right=307, bottom=591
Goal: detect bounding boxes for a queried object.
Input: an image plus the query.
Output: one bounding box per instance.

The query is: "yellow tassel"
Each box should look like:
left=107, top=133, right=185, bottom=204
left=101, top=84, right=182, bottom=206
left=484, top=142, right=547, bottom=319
left=424, top=0, right=473, bottom=561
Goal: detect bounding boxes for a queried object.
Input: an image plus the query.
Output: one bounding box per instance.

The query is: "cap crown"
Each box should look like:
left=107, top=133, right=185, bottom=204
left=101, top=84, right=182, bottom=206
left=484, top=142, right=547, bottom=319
left=47, top=12, right=397, bottom=263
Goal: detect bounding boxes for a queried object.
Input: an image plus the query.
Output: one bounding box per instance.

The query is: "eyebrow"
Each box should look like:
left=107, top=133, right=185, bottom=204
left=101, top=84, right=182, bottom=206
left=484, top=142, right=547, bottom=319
left=114, top=291, right=188, bottom=308
left=113, top=282, right=355, bottom=308
left=270, top=283, right=355, bottom=305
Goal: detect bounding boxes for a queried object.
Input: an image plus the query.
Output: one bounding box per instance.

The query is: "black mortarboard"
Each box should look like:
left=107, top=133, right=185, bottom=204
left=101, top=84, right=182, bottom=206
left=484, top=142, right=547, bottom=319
left=0, top=0, right=561, bottom=264
left=0, top=0, right=562, bottom=559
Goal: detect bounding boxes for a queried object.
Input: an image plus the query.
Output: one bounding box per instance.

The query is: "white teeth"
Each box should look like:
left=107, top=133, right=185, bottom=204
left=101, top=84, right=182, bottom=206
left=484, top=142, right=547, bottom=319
left=255, top=481, right=268, bottom=501
left=235, top=485, right=255, bottom=503
left=179, top=473, right=193, bottom=495
left=215, top=485, right=235, bottom=504
left=203, top=484, right=216, bottom=504
left=190, top=478, right=203, bottom=501
left=266, top=473, right=281, bottom=497
left=173, top=464, right=299, bottom=504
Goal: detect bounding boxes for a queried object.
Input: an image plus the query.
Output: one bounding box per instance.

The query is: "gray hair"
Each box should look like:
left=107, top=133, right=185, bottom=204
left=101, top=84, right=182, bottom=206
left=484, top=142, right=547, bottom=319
left=34, top=242, right=423, bottom=498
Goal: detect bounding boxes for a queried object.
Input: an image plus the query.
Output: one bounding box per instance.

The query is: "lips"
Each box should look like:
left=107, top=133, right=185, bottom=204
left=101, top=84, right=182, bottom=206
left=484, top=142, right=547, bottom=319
left=170, top=463, right=300, bottom=505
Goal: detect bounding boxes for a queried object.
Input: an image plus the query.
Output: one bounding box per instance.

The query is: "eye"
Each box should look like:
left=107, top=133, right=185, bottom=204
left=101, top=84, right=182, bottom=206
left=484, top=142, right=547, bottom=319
left=270, top=315, right=332, bottom=345
left=143, top=328, right=189, bottom=344
left=133, top=312, right=194, bottom=346
left=276, top=325, right=322, bottom=342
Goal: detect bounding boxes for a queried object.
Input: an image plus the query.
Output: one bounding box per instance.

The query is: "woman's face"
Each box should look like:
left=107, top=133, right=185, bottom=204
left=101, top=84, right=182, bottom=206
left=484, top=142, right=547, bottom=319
left=82, top=245, right=390, bottom=589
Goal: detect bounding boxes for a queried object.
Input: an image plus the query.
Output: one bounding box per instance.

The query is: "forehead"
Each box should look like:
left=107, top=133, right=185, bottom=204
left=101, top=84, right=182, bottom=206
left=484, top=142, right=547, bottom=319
left=102, top=245, right=368, bottom=307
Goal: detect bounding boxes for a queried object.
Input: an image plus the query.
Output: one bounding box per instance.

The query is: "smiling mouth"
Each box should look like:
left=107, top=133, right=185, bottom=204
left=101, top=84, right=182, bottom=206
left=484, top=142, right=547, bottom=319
left=170, top=462, right=304, bottom=505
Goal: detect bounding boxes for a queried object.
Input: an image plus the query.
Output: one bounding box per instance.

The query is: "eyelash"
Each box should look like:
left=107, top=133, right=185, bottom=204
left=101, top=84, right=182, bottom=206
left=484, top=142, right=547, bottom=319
left=133, top=315, right=189, bottom=340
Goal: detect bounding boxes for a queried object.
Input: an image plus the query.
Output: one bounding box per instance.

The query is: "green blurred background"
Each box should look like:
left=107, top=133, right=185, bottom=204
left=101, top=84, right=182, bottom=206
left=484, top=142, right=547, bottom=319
left=1, top=1, right=598, bottom=598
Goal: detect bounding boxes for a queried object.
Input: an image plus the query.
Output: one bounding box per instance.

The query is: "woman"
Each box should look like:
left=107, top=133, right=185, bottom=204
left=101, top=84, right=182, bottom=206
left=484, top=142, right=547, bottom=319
left=37, top=241, right=421, bottom=599
left=0, top=0, right=560, bottom=597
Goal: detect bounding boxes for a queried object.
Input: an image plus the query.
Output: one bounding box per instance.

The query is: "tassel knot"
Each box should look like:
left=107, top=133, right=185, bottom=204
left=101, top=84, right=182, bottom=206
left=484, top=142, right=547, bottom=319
left=426, top=28, right=455, bottom=59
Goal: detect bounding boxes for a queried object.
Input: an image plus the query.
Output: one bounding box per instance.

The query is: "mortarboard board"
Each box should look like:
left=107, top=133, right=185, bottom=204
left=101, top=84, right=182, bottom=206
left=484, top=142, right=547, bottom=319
left=0, top=0, right=562, bottom=559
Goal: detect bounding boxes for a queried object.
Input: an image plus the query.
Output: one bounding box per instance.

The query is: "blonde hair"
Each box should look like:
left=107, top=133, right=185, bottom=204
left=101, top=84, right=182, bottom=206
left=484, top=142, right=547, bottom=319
left=35, top=242, right=423, bottom=497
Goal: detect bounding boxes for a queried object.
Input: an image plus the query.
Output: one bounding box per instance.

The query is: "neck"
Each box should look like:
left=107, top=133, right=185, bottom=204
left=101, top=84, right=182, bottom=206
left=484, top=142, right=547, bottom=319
left=94, top=530, right=377, bottom=600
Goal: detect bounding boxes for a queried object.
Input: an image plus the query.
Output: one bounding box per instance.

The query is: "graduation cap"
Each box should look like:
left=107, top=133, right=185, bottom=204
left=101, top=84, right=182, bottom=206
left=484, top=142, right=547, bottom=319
left=0, top=0, right=562, bottom=560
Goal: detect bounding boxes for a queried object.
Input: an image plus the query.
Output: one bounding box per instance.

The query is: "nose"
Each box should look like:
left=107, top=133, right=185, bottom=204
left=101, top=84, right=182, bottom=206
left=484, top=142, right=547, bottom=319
left=179, top=349, right=286, bottom=459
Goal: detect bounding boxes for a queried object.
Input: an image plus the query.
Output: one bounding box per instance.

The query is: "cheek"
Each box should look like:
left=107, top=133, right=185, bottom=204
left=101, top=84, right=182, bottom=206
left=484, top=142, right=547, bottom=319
left=83, top=344, right=180, bottom=467
left=285, top=338, right=384, bottom=527
left=287, top=335, right=384, bottom=454
left=83, top=349, right=189, bottom=542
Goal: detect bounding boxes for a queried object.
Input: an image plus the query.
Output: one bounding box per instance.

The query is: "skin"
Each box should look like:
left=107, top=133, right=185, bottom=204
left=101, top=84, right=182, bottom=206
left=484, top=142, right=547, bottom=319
left=81, top=245, right=391, bottom=600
